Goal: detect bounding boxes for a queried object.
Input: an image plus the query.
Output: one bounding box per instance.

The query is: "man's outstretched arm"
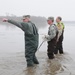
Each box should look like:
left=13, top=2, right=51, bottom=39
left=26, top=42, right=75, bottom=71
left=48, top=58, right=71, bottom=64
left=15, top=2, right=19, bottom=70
left=3, top=18, right=23, bottom=29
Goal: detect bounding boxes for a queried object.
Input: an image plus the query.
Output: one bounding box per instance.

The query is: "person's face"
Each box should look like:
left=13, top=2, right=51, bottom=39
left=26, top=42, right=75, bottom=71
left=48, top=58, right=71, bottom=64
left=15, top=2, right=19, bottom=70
left=56, top=18, right=60, bottom=23
left=47, top=20, right=52, bottom=25
left=23, top=17, right=30, bottom=22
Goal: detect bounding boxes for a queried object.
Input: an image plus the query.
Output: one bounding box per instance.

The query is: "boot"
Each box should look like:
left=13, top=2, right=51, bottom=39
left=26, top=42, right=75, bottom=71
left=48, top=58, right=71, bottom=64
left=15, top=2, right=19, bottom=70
left=27, top=61, right=34, bottom=67
left=47, top=53, right=55, bottom=59
left=33, top=56, right=39, bottom=64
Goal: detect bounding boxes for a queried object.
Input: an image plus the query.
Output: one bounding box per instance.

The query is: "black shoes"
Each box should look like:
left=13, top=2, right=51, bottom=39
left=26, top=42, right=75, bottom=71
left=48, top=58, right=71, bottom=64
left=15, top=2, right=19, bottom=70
left=60, top=52, right=64, bottom=54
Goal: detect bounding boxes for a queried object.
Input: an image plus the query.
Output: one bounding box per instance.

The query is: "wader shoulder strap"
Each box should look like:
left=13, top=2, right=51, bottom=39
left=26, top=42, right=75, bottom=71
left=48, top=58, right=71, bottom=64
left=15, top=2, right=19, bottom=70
left=53, top=24, right=59, bottom=39
left=31, top=22, right=38, bottom=35
left=53, top=24, right=58, bottom=32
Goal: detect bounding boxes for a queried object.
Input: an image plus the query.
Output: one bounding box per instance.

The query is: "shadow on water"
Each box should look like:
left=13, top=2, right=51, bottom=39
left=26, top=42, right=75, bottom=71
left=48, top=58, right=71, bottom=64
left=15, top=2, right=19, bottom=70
left=22, top=59, right=62, bottom=75
left=22, top=54, right=63, bottom=75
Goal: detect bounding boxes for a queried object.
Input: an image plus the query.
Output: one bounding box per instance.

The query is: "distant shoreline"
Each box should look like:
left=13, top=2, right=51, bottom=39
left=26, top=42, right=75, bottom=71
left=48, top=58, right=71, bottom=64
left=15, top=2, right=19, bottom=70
left=0, top=16, right=75, bottom=28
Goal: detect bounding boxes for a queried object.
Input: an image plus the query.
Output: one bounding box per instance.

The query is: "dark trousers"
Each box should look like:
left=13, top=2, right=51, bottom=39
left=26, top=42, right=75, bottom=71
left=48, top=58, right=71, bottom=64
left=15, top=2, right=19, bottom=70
left=54, top=33, right=64, bottom=54
left=47, top=39, right=56, bottom=58
left=25, top=35, right=39, bottom=67
left=25, top=47, right=39, bottom=67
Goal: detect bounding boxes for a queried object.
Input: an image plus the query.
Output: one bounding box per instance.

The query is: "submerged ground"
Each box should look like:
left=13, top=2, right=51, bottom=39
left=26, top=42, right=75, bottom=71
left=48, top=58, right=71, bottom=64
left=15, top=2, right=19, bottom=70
left=0, top=52, right=75, bottom=75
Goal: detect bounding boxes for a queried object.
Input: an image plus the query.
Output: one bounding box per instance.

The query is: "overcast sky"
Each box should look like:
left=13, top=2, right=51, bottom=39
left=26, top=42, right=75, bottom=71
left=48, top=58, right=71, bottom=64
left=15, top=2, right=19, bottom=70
left=0, top=0, right=75, bottom=21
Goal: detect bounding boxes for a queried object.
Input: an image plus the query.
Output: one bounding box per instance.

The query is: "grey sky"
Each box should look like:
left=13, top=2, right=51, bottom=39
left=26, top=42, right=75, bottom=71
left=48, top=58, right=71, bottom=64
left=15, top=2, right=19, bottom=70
left=0, top=0, right=75, bottom=21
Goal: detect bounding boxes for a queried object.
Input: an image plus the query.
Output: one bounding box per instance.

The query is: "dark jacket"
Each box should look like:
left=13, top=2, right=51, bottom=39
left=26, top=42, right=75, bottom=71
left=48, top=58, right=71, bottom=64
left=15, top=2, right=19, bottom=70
left=8, top=20, right=39, bottom=50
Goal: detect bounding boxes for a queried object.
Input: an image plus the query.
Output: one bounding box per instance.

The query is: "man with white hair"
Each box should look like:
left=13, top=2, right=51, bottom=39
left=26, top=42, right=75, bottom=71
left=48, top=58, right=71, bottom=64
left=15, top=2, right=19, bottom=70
left=43, top=17, right=58, bottom=59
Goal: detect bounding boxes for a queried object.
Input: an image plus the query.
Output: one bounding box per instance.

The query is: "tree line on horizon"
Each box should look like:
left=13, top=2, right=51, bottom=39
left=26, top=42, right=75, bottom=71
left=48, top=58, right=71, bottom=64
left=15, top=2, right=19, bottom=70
left=0, top=16, right=75, bottom=28
left=0, top=16, right=47, bottom=28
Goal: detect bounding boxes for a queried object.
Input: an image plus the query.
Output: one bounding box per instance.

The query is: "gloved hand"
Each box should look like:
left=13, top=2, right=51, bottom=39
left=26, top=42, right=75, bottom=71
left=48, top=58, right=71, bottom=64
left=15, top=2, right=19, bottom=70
left=56, top=38, right=59, bottom=42
left=42, top=35, right=49, bottom=41
left=57, top=30, right=62, bottom=42
left=3, top=18, right=8, bottom=22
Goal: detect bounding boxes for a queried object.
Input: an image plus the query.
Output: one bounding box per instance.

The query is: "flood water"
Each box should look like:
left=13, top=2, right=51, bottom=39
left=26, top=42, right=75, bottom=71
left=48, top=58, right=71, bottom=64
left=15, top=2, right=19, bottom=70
left=0, top=24, right=75, bottom=54
left=0, top=23, right=75, bottom=75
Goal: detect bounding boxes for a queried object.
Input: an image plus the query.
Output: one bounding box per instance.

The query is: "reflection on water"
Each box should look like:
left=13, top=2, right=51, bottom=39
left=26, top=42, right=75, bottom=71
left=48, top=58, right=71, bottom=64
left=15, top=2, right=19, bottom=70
left=0, top=52, right=75, bottom=75
left=46, top=59, right=62, bottom=75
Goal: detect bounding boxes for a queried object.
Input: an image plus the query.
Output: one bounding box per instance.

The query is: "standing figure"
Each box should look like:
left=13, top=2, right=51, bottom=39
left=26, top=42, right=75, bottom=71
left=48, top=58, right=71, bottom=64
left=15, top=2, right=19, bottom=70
left=3, top=15, right=39, bottom=67
left=43, top=17, right=58, bottom=59
left=54, top=17, right=65, bottom=54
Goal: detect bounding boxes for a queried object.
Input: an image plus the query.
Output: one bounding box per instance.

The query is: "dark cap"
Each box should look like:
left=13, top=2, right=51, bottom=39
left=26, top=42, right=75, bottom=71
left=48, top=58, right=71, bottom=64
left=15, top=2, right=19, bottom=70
left=57, top=16, right=62, bottom=21
left=47, top=17, right=54, bottom=22
left=23, top=15, right=30, bottom=19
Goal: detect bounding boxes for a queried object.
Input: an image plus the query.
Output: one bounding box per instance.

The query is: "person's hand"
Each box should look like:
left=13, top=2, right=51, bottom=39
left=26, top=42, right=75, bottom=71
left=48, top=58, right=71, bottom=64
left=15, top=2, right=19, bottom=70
left=56, top=38, right=59, bottom=43
left=3, top=18, right=8, bottom=22
left=42, top=35, right=49, bottom=41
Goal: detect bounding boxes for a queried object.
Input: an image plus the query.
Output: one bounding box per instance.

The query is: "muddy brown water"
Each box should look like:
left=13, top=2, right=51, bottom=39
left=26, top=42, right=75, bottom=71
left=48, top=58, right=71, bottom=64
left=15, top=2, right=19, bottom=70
left=0, top=52, right=75, bottom=75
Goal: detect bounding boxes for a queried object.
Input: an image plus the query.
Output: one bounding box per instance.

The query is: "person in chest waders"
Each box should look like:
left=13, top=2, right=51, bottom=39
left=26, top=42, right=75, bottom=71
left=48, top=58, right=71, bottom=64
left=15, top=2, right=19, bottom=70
left=3, top=15, right=39, bottom=67
left=43, top=17, right=58, bottom=59
left=54, top=17, right=65, bottom=54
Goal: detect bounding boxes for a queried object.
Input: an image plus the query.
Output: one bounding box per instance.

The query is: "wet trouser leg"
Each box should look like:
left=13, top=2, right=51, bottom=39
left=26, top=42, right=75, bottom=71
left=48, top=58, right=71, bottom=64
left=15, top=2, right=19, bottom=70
left=47, top=40, right=55, bottom=59
left=58, top=33, right=63, bottom=54
left=58, top=41, right=63, bottom=54
left=25, top=47, right=35, bottom=67
left=54, top=42, right=59, bottom=54
left=25, top=47, right=39, bottom=67
left=33, top=53, right=39, bottom=64
left=54, top=33, right=64, bottom=54
left=31, top=47, right=39, bottom=64
left=25, top=34, right=39, bottom=67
